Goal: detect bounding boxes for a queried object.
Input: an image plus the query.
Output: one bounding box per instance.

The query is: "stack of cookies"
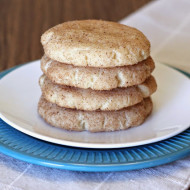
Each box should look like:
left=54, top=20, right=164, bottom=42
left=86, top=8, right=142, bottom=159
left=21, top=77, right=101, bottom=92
left=38, top=20, right=157, bottom=132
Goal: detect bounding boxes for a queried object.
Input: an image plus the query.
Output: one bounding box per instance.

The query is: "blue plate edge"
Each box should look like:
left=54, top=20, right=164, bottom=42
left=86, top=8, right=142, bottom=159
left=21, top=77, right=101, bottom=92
left=0, top=141, right=189, bottom=172
left=0, top=61, right=190, bottom=172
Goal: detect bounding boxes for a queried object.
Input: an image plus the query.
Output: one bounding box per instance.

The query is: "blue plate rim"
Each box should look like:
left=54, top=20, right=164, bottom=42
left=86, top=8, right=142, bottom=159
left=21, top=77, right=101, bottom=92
left=0, top=120, right=189, bottom=172
left=0, top=62, right=190, bottom=172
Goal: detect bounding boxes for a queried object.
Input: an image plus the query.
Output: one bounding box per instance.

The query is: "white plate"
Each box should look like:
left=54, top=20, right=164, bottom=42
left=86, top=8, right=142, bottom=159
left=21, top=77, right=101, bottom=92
left=0, top=61, right=190, bottom=149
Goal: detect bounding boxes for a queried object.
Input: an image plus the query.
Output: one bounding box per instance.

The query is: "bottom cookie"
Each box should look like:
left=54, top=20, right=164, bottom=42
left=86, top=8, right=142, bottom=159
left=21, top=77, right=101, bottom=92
left=38, top=96, right=153, bottom=132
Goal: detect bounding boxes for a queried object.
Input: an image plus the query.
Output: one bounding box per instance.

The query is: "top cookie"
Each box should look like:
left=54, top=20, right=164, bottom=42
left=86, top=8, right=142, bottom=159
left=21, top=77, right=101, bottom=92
left=41, top=20, right=150, bottom=67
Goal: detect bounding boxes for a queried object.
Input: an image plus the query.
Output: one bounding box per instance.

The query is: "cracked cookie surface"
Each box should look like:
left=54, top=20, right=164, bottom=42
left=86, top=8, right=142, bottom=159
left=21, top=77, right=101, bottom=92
left=41, top=55, right=154, bottom=90
left=39, top=75, right=157, bottom=111
left=38, top=96, right=152, bottom=132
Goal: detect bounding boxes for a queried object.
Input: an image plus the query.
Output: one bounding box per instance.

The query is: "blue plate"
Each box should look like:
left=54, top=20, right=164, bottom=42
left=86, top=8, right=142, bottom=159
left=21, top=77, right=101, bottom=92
left=0, top=65, right=190, bottom=172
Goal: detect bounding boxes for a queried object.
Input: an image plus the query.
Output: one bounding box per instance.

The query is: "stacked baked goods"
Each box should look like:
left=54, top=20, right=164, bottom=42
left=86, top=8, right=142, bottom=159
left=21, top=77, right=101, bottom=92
left=38, top=20, right=157, bottom=132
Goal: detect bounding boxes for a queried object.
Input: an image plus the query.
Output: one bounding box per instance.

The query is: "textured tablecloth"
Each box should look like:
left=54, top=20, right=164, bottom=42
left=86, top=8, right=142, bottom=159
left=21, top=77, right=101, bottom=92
left=0, top=153, right=190, bottom=190
left=120, top=0, right=190, bottom=73
left=0, top=0, right=190, bottom=189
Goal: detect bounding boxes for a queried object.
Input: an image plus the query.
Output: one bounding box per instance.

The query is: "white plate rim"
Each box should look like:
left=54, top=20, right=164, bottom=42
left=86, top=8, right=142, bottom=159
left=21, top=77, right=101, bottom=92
left=0, top=60, right=190, bottom=149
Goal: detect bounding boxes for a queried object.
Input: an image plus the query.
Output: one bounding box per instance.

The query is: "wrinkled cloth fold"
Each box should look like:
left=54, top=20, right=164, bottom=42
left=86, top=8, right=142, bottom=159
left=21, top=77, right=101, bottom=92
left=0, top=153, right=190, bottom=190
left=120, top=0, right=190, bottom=73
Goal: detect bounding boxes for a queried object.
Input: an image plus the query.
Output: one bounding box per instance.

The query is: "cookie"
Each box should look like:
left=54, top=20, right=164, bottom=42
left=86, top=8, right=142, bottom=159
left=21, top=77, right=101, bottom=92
left=41, top=55, right=155, bottom=90
left=39, top=75, right=157, bottom=111
left=41, top=20, right=150, bottom=67
left=38, top=96, right=152, bottom=132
